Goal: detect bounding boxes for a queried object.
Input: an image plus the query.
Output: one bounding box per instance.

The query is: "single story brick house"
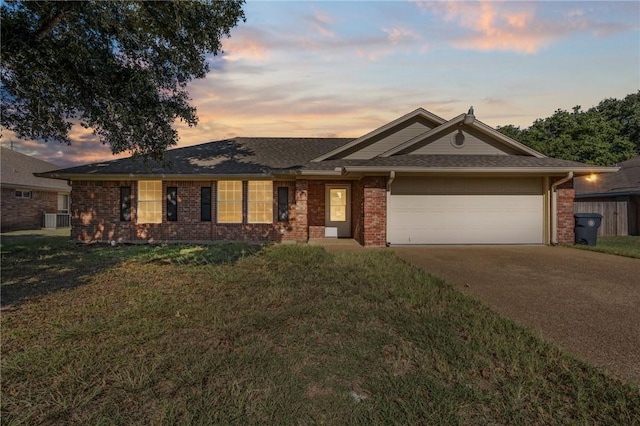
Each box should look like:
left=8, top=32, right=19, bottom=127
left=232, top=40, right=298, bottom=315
left=1, top=147, right=71, bottom=232
left=39, top=108, right=617, bottom=246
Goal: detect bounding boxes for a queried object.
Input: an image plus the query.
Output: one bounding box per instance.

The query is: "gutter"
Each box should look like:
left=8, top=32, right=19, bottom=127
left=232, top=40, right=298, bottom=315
left=550, top=171, right=573, bottom=245
left=35, top=172, right=282, bottom=181
left=339, top=166, right=618, bottom=175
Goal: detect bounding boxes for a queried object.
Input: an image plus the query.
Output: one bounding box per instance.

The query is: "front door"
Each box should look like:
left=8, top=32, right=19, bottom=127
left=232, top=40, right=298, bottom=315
left=325, top=185, right=351, bottom=237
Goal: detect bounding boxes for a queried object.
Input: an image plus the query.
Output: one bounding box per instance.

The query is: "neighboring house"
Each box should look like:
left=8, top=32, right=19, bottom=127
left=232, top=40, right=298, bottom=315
left=39, top=108, right=616, bottom=246
left=575, top=156, right=640, bottom=236
left=1, top=147, right=72, bottom=232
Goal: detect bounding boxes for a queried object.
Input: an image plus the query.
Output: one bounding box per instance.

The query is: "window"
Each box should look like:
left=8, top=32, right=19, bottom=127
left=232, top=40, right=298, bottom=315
left=329, top=188, right=347, bottom=222
left=137, top=181, right=162, bottom=223
left=217, top=181, right=242, bottom=223
left=277, top=187, right=289, bottom=222
left=57, top=194, right=69, bottom=212
left=167, top=187, right=178, bottom=222
left=201, top=187, right=212, bottom=222
left=120, top=187, right=131, bottom=221
left=248, top=181, right=273, bottom=223
left=15, top=190, right=32, bottom=199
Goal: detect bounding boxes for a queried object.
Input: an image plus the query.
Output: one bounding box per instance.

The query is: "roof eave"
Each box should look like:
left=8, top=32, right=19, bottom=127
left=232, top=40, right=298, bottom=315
left=0, top=182, right=71, bottom=192
left=472, top=120, right=546, bottom=158
left=576, top=190, right=640, bottom=198
left=339, top=166, right=620, bottom=175
left=36, top=172, right=282, bottom=181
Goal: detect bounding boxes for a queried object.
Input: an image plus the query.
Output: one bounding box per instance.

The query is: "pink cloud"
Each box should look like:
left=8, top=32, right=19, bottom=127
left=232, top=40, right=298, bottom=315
left=423, top=1, right=551, bottom=54
left=222, top=28, right=270, bottom=62
left=412, top=0, right=635, bottom=54
left=306, top=10, right=335, bottom=38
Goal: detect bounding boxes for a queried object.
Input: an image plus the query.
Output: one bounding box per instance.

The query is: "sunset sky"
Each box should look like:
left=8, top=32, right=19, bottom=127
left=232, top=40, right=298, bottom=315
left=2, top=0, right=639, bottom=167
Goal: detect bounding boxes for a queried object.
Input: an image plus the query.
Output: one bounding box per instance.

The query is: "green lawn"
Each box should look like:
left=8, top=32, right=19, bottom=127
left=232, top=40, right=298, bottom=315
left=1, top=238, right=639, bottom=425
left=571, top=235, right=640, bottom=258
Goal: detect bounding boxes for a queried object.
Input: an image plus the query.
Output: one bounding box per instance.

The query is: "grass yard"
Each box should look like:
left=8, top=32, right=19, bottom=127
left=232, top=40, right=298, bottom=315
left=571, top=235, right=640, bottom=258
left=2, top=238, right=639, bottom=425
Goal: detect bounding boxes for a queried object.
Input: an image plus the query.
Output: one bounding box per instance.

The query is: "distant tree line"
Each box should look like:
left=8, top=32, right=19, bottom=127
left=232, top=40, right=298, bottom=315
left=497, top=91, right=639, bottom=166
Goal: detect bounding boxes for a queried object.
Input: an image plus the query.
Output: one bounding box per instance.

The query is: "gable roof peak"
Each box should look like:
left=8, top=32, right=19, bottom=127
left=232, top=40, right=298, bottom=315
left=311, top=107, right=447, bottom=162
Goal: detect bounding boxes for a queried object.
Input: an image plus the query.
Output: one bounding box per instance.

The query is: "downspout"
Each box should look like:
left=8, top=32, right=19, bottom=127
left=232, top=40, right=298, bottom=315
left=550, top=172, right=573, bottom=245
left=387, top=170, right=396, bottom=191
left=385, top=171, right=396, bottom=247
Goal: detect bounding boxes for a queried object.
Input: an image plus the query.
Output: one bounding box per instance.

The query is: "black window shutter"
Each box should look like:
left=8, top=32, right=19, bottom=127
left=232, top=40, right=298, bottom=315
left=201, top=187, right=212, bottom=222
left=120, top=187, right=131, bottom=221
left=167, top=187, right=178, bottom=222
left=277, top=187, right=289, bottom=222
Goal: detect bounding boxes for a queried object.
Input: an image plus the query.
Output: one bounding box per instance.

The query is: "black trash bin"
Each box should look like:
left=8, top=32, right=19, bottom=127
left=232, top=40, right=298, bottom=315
left=574, top=213, right=603, bottom=246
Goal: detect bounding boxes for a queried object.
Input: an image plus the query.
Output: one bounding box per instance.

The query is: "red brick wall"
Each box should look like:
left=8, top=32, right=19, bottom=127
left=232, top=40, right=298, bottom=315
left=70, top=180, right=299, bottom=243
left=362, top=176, right=387, bottom=247
left=69, top=177, right=385, bottom=246
left=307, top=180, right=324, bottom=226
left=1, top=188, right=60, bottom=232
left=292, top=180, right=309, bottom=242
left=352, top=180, right=365, bottom=245
left=555, top=179, right=576, bottom=244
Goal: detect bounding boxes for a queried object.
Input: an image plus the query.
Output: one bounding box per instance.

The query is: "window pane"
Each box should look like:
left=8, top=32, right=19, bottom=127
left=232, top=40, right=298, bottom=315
left=248, top=181, right=273, bottom=223
left=329, top=189, right=347, bottom=221
left=277, top=187, right=289, bottom=222
left=120, top=187, right=131, bottom=221
left=167, top=187, right=177, bottom=222
left=217, top=181, right=242, bottom=223
left=137, top=181, right=162, bottom=223
left=58, top=194, right=69, bottom=211
left=201, top=187, right=212, bottom=222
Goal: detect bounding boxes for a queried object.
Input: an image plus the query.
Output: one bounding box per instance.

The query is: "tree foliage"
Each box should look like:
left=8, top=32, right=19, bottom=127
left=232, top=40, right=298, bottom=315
left=497, top=92, right=639, bottom=166
left=1, top=0, right=245, bottom=160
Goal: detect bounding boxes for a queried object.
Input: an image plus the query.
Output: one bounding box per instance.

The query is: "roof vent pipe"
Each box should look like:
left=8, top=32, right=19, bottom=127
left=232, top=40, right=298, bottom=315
left=463, top=106, right=475, bottom=125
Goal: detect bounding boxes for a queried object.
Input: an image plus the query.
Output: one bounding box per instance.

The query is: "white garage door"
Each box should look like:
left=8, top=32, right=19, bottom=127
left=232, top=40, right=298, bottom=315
left=388, top=177, right=544, bottom=245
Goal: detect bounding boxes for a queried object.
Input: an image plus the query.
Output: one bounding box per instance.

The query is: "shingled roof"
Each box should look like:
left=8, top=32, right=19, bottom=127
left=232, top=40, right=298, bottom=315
left=1, top=147, right=71, bottom=191
left=39, top=137, right=615, bottom=180
left=41, top=138, right=350, bottom=177
left=575, top=156, right=640, bottom=197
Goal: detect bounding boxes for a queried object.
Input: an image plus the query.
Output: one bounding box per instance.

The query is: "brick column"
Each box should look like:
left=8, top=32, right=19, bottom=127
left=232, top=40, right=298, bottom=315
left=294, top=179, right=309, bottom=242
left=362, top=176, right=387, bottom=247
left=555, top=180, right=576, bottom=244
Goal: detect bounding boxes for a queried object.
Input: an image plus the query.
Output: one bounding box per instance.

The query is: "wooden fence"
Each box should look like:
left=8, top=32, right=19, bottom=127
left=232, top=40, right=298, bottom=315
left=574, top=198, right=628, bottom=236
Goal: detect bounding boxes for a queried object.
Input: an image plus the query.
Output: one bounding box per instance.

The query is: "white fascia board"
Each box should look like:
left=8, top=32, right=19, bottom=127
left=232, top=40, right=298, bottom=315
left=298, top=170, right=345, bottom=176
left=472, top=120, right=545, bottom=158
left=311, top=108, right=447, bottom=162
left=37, top=173, right=278, bottom=181
left=341, top=166, right=620, bottom=175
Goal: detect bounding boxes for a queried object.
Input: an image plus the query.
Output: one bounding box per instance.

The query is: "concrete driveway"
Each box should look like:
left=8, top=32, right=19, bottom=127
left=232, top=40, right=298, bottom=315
left=392, top=245, right=640, bottom=384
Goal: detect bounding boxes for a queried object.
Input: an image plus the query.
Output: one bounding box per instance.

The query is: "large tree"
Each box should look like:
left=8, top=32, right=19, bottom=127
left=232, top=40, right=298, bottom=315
left=1, top=1, right=245, bottom=160
left=497, top=92, right=639, bottom=166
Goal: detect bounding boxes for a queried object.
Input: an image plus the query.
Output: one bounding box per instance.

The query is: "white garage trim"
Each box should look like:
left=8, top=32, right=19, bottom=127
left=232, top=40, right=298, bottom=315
left=387, top=177, right=545, bottom=245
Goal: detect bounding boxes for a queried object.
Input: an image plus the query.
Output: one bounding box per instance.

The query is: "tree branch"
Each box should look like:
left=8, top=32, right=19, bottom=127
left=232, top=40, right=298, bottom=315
left=34, top=8, right=67, bottom=42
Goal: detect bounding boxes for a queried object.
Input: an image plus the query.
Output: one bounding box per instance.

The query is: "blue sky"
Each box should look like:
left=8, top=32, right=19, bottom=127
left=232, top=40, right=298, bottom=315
left=2, top=0, right=639, bottom=167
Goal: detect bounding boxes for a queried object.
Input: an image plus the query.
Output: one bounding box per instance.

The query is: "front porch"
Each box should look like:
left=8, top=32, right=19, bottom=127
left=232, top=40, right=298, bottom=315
left=294, top=176, right=387, bottom=247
